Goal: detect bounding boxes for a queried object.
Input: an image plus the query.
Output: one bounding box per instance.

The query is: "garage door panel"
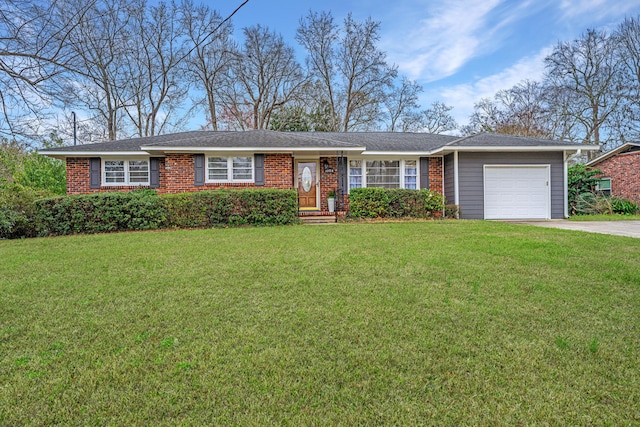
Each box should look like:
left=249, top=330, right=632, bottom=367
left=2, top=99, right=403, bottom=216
left=484, top=166, right=550, bottom=220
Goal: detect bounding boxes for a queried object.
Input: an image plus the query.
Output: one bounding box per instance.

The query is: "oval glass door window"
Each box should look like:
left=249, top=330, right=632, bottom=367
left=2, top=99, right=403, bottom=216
left=302, top=167, right=312, bottom=192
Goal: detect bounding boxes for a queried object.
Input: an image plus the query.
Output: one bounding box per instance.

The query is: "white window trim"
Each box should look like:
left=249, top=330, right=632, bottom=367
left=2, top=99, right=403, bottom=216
left=347, top=158, right=420, bottom=192
left=102, top=158, right=150, bottom=186
left=205, top=155, right=254, bottom=183
left=596, top=177, right=611, bottom=195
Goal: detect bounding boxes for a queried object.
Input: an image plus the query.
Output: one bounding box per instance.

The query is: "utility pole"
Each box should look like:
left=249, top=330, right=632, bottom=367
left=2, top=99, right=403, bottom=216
left=71, top=111, right=77, bottom=146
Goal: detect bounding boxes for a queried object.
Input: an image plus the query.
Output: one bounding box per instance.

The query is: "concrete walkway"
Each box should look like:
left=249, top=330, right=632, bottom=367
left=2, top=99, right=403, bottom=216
left=513, top=220, right=640, bottom=238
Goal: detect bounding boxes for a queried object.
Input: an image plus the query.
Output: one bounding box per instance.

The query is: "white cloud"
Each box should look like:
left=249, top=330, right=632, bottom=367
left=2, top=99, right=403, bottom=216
left=432, top=46, right=552, bottom=124
left=385, top=0, right=506, bottom=81
left=559, top=0, right=637, bottom=18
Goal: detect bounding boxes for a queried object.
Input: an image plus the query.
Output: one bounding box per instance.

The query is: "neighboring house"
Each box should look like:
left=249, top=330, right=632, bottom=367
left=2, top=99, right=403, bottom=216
left=40, top=130, right=598, bottom=220
left=586, top=142, right=640, bottom=204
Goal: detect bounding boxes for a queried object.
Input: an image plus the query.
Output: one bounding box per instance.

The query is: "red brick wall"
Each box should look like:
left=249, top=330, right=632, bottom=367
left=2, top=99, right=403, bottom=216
left=66, top=154, right=294, bottom=195
left=319, top=157, right=339, bottom=211
left=428, top=157, right=443, bottom=193
left=66, top=158, right=91, bottom=195
left=66, top=158, right=151, bottom=195
left=596, top=151, right=640, bottom=203
left=264, top=154, right=294, bottom=189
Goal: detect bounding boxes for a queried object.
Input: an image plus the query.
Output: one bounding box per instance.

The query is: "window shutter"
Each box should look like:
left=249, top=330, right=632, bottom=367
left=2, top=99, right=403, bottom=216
left=337, top=157, right=347, bottom=195
left=254, top=154, right=265, bottom=186
left=90, top=157, right=101, bottom=189
left=194, top=154, right=205, bottom=186
left=420, top=157, right=429, bottom=190
left=150, top=157, right=160, bottom=189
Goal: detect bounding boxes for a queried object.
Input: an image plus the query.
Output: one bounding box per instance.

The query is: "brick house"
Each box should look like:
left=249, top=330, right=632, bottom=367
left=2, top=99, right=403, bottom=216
left=40, top=130, right=597, bottom=220
left=586, top=142, right=640, bottom=204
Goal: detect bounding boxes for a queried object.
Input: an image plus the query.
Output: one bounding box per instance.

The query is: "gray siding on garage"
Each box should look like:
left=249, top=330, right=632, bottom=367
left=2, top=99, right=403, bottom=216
left=458, top=151, right=564, bottom=219
left=444, top=153, right=455, bottom=204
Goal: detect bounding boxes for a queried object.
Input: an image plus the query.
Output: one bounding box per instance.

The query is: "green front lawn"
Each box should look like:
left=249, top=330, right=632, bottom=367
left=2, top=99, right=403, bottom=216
left=1, top=221, right=639, bottom=425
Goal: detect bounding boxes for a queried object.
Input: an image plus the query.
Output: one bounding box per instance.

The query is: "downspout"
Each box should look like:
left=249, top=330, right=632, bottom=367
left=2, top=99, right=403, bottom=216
left=454, top=151, right=460, bottom=218
left=563, top=150, right=569, bottom=219
left=563, top=149, right=581, bottom=219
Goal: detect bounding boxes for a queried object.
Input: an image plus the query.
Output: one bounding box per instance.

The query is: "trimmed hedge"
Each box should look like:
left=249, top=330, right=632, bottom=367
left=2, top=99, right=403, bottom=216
left=0, top=184, right=49, bottom=239
left=34, top=188, right=299, bottom=237
left=36, top=190, right=168, bottom=236
left=349, top=188, right=445, bottom=219
left=163, top=188, right=298, bottom=228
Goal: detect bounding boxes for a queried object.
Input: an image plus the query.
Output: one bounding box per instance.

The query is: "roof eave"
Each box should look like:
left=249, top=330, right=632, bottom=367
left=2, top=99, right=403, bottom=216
left=586, top=142, right=640, bottom=166
left=140, top=145, right=367, bottom=153
left=435, top=145, right=599, bottom=154
left=38, top=150, right=147, bottom=159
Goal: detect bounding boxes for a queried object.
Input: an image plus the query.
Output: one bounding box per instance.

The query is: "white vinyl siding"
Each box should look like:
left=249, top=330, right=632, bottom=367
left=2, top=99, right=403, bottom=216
left=349, top=159, right=419, bottom=190
left=207, top=156, right=254, bottom=183
left=103, top=159, right=149, bottom=185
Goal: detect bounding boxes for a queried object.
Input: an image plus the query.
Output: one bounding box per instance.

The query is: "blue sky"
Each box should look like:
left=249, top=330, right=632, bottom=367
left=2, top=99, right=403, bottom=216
left=225, top=0, right=640, bottom=126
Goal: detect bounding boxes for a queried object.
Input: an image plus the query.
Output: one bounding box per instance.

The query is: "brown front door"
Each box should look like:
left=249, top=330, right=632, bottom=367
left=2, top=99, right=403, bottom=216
left=297, top=161, right=318, bottom=209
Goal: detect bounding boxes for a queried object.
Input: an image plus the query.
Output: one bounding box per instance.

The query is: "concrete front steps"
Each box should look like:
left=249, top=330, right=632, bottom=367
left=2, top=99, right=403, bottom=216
left=299, top=211, right=341, bottom=224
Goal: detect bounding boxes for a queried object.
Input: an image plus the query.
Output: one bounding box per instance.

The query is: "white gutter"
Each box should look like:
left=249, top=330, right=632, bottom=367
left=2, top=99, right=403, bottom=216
left=435, top=145, right=600, bottom=154
left=140, top=146, right=367, bottom=153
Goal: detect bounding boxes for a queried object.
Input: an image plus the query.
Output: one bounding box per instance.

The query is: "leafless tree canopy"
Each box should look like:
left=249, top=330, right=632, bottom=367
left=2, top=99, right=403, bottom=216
left=4, top=1, right=640, bottom=147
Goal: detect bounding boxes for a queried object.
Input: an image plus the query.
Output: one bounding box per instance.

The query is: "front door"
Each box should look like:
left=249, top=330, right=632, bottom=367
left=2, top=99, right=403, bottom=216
left=297, top=161, right=318, bottom=209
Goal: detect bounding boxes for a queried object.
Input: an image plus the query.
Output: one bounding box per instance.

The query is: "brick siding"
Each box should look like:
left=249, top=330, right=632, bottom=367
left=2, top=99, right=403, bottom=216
left=595, top=151, right=640, bottom=203
left=66, top=154, right=294, bottom=195
left=428, top=157, right=443, bottom=193
left=319, top=157, right=339, bottom=211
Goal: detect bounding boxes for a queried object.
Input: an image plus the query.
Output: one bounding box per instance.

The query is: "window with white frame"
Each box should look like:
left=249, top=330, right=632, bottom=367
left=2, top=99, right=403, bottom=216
left=207, top=156, right=254, bottom=182
left=103, top=159, right=149, bottom=185
left=404, top=160, right=417, bottom=189
left=349, top=160, right=363, bottom=189
left=348, top=159, right=419, bottom=190
left=596, top=178, right=611, bottom=196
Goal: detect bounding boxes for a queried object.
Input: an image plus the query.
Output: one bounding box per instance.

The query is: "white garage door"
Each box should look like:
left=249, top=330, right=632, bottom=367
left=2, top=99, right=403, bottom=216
left=484, top=166, right=550, bottom=220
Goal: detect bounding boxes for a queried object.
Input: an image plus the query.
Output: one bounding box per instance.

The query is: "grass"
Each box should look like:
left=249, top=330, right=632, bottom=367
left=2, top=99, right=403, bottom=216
left=569, top=213, right=640, bottom=221
left=1, top=221, right=639, bottom=425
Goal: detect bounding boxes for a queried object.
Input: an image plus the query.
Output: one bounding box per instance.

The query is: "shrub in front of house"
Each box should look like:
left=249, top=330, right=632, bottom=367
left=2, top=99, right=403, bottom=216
left=574, top=193, right=639, bottom=216
left=349, top=188, right=445, bottom=219
left=0, top=184, right=48, bottom=239
left=33, top=188, right=299, bottom=238
left=36, top=190, right=167, bottom=236
left=163, top=189, right=298, bottom=228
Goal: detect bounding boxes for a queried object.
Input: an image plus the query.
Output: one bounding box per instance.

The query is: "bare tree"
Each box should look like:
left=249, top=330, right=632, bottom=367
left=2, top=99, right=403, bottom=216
left=123, top=0, right=190, bottom=137
left=297, top=11, right=397, bottom=132
left=384, top=77, right=422, bottom=132
left=614, top=16, right=640, bottom=141
left=229, top=25, right=306, bottom=130
left=545, top=29, right=624, bottom=149
left=181, top=1, right=237, bottom=131
left=464, top=80, right=581, bottom=139
left=421, top=101, right=458, bottom=134
left=59, top=0, right=134, bottom=141
left=0, top=0, right=93, bottom=140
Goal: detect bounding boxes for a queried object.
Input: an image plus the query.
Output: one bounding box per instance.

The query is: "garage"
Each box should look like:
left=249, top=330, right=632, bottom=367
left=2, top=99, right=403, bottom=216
left=484, top=165, right=550, bottom=220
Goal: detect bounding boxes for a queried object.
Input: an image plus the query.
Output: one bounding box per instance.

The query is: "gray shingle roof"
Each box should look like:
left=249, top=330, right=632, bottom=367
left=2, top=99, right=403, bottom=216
left=299, top=132, right=458, bottom=151
left=40, top=129, right=591, bottom=156
left=447, top=132, right=584, bottom=147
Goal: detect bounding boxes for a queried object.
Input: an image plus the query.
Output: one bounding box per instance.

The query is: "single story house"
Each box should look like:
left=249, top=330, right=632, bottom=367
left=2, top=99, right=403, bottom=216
left=586, top=142, right=640, bottom=203
left=40, top=130, right=598, bottom=220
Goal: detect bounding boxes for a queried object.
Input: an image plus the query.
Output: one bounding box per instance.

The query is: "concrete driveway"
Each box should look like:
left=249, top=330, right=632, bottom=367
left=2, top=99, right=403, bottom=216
left=513, top=220, right=640, bottom=238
